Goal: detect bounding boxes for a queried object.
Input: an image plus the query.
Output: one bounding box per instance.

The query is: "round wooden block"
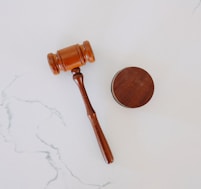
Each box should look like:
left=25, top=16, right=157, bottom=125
left=111, top=67, right=154, bottom=108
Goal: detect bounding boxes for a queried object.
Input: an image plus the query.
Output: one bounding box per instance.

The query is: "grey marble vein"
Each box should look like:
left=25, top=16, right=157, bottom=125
left=37, top=150, right=60, bottom=189
left=0, top=76, right=20, bottom=130
left=36, top=134, right=110, bottom=189
left=193, top=0, right=201, bottom=12
left=4, top=103, right=12, bottom=129
left=0, top=76, right=111, bottom=189
left=11, top=97, right=68, bottom=128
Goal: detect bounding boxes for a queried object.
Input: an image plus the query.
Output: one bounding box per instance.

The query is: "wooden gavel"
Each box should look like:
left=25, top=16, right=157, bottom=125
left=47, top=41, right=113, bottom=164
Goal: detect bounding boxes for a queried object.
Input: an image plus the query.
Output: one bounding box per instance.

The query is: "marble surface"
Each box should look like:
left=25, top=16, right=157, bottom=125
left=1, top=0, right=201, bottom=188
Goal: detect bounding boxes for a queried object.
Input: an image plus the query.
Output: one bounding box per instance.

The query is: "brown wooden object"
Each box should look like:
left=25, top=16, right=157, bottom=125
left=47, top=41, right=113, bottom=164
left=111, top=67, right=154, bottom=108
left=72, top=67, right=113, bottom=163
left=47, top=41, right=95, bottom=74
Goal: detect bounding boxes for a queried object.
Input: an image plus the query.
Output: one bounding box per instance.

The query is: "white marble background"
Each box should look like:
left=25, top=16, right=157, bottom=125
left=0, top=0, right=201, bottom=189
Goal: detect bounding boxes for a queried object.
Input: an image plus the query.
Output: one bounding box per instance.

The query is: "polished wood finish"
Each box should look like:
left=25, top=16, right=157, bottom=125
left=72, top=67, right=113, bottom=164
left=47, top=41, right=95, bottom=74
left=47, top=41, right=113, bottom=164
left=111, top=67, right=154, bottom=108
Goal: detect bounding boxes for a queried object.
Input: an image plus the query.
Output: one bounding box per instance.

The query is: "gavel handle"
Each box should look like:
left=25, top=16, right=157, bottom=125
left=72, top=68, right=113, bottom=164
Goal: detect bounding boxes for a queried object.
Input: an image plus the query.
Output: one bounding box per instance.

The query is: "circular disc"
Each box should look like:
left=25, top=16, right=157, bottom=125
left=111, top=67, right=154, bottom=108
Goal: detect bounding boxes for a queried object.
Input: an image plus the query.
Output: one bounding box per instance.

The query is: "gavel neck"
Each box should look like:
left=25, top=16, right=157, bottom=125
left=72, top=67, right=95, bottom=117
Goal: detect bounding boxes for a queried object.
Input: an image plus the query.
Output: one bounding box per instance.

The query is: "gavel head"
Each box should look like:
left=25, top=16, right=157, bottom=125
left=47, top=40, right=95, bottom=74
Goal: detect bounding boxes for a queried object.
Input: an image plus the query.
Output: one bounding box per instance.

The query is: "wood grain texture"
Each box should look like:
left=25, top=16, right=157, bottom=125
left=72, top=68, right=114, bottom=164
left=111, top=67, right=154, bottom=108
left=47, top=41, right=95, bottom=74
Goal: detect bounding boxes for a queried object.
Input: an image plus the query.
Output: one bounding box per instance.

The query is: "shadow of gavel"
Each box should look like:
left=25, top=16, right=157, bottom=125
left=47, top=41, right=113, bottom=164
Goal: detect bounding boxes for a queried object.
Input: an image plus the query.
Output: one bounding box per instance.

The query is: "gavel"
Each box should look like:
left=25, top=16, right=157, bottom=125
left=47, top=40, right=113, bottom=164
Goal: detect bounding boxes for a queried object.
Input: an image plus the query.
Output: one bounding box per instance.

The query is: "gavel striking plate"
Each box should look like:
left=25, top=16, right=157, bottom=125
left=47, top=41, right=114, bottom=164
left=111, top=67, right=154, bottom=108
